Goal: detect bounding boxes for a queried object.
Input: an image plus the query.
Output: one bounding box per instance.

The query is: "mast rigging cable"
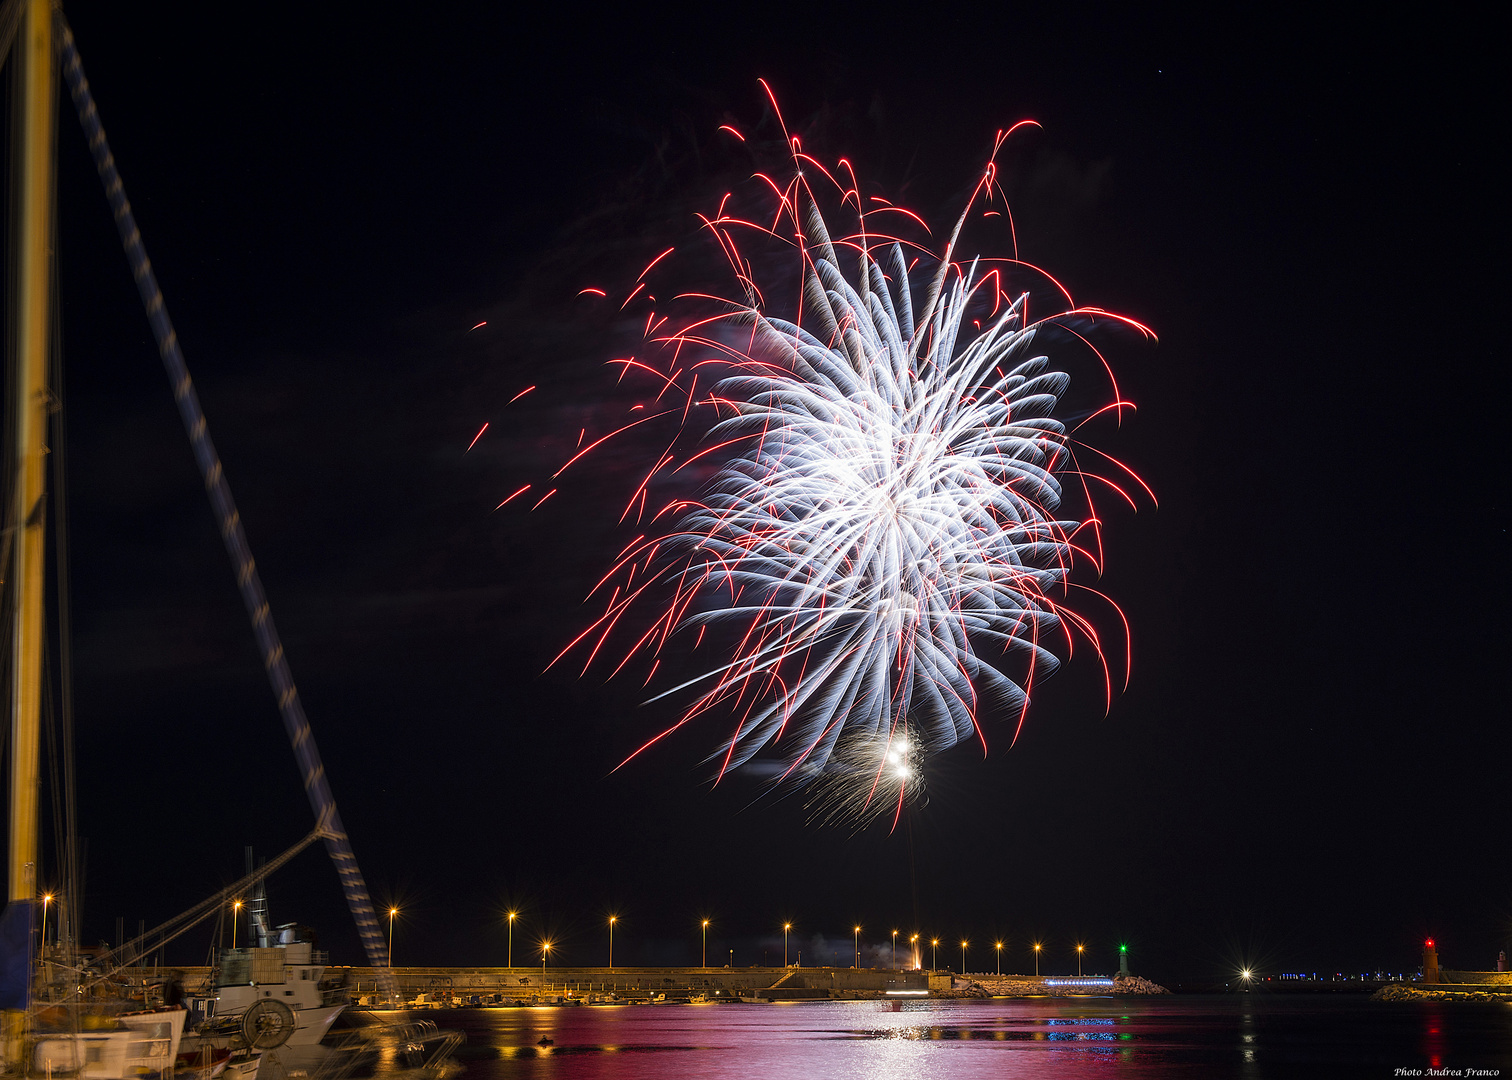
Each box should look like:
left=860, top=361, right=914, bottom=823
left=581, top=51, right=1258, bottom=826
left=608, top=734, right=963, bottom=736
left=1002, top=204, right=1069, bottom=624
left=53, top=12, right=397, bottom=1003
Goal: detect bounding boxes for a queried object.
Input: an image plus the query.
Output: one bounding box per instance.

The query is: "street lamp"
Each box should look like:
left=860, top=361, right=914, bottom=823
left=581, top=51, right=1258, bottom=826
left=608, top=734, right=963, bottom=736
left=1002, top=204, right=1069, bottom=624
left=608, top=916, right=616, bottom=969
left=40, top=894, right=52, bottom=957
left=1034, top=942, right=1041, bottom=976
left=892, top=930, right=898, bottom=969
left=930, top=939, right=939, bottom=970
left=541, top=940, right=552, bottom=980
left=783, top=923, right=792, bottom=967
left=702, top=920, right=710, bottom=968
left=910, top=934, right=919, bottom=969
left=1077, top=943, right=1084, bottom=977
left=853, top=926, right=861, bottom=968
left=388, top=907, right=399, bottom=968
left=232, top=900, right=242, bottom=950
left=995, top=941, right=1003, bottom=975
left=961, top=940, right=968, bottom=974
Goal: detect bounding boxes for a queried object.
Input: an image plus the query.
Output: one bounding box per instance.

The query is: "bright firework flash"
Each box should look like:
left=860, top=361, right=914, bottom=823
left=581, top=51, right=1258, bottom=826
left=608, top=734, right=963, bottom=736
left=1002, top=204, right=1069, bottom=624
left=540, top=88, right=1154, bottom=828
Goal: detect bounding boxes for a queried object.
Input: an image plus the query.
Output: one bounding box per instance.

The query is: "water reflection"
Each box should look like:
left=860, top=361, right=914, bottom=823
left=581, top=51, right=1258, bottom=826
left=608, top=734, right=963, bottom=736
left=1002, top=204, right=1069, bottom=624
left=411, top=995, right=1512, bottom=1078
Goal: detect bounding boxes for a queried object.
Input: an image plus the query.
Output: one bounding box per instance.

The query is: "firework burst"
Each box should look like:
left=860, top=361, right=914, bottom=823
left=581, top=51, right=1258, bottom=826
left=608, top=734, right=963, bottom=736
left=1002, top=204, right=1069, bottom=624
left=546, top=93, right=1152, bottom=826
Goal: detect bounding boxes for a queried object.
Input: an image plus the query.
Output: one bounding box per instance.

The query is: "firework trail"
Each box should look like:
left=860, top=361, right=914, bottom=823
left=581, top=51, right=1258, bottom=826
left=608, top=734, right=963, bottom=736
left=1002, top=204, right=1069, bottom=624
left=544, top=94, right=1152, bottom=826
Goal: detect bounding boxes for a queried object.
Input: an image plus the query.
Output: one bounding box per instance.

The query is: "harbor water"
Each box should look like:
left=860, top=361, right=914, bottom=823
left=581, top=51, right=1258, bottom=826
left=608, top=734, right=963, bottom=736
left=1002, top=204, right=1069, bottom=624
left=412, top=995, right=1512, bottom=1078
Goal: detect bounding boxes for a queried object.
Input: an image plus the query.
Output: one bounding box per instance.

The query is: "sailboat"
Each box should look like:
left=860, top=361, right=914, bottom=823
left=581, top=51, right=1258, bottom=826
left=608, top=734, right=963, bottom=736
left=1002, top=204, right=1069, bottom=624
left=0, top=1, right=440, bottom=1074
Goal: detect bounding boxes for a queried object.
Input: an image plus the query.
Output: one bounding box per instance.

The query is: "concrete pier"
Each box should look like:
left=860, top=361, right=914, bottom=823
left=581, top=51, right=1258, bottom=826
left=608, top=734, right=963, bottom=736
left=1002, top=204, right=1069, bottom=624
left=148, top=964, right=941, bottom=1002
left=132, top=965, right=1167, bottom=1003
left=337, top=965, right=937, bottom=1002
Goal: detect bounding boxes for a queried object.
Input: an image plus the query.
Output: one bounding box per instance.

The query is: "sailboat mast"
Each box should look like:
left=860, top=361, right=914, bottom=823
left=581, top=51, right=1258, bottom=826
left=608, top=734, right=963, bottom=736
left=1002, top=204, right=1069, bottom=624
left=8, top=0, right=54, bottom=912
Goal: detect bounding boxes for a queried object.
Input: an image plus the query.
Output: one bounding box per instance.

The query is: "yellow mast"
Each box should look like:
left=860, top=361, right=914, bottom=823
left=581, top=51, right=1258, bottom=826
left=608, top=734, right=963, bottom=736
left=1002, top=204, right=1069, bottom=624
left=3, top=0, right=54, bottom=1056
left=8, top=0, right=53, bottom=936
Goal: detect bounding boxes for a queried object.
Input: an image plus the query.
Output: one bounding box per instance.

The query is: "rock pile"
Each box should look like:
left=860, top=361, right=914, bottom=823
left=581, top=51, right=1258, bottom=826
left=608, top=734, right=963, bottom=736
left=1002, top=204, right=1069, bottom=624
left=1373, top=984, right=1512, bottom=1003
left=956, top=973, right=1171, bottom=997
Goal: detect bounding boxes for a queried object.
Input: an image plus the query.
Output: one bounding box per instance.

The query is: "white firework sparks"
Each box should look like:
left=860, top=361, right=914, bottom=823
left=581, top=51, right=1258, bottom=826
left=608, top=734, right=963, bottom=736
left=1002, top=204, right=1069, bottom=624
left=552, top=110, right=1150, bottom=826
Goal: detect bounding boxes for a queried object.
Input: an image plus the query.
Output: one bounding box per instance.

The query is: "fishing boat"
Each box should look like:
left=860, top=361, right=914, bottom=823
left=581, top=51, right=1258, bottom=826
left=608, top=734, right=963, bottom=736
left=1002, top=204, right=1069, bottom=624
left=0, top=2, right=456, bottom=1074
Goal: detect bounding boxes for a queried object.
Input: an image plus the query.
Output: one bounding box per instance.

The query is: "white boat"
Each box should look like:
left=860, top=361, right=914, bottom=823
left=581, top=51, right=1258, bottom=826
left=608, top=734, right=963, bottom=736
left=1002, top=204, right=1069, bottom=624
left=176, top=896, right=370, bottom=1080
left=33, top=1009, right=187, bottom=1078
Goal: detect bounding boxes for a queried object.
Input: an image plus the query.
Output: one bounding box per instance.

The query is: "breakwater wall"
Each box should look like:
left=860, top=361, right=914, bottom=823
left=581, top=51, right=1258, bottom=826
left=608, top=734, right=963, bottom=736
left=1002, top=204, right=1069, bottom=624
left=340, top=965, right=935, bottom=999
left=141, top=965, right=938, bottom=999
left=964, top=973, right=1169, bottom=996
left=1435, top=970, right=1512, bottom=985
left=131, top=965, right=1171, bottom=1000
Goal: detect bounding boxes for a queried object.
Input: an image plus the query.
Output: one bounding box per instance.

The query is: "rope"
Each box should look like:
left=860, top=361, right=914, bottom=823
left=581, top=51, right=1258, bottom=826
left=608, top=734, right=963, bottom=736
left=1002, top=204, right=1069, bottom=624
left=53, top=13, right=397, bottom=1004
left=94, top=827, right=325, bottom=982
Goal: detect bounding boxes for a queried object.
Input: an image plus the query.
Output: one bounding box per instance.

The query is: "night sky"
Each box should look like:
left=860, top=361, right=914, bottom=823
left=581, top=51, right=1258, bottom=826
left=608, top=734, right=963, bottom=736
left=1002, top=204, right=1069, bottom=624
left=19, top=5, right=1503, bottom=985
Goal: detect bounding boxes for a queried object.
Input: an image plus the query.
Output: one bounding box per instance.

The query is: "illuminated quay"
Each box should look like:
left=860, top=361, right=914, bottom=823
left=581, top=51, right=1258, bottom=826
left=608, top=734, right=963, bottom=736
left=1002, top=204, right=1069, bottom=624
left=130, top=965, right=1173, bottom=1006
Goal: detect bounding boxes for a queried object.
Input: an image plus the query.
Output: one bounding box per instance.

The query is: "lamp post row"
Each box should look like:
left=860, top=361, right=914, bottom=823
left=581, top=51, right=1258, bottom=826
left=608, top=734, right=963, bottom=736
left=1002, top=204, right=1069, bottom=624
left=279, top=901, right=1108, bottom=974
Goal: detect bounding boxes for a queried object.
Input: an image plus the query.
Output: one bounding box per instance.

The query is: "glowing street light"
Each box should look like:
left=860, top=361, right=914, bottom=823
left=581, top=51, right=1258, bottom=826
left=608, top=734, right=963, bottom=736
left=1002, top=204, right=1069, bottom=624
left=995, top=941, right=1003, bottom=975
left=1034, top=942, right=1042, bottom=976
left=783, top=923, right=792, bottom=967
left=40, top=894, right=52, bottom=957
left=853, top=926, right=861, bottom=968
left=232, top=899, right=242, bottom=950
left=930, top=939, right=939, bottom=970
left=961, top=940, right=968, bottom=973
left=702, top=920, right=710, bottom=968
left=1077, top=943, right=1084, bottom=977
left=910, top=934, right=920, bottom=969
left=541, top=940, right=552, bottom=979
left=507, top=911, right=517, bottom=969
left=608, top=916, right=616, bottom=969
left=892, top=930, right=898, bottom=969
left=388, top=907, right=399, bottom=968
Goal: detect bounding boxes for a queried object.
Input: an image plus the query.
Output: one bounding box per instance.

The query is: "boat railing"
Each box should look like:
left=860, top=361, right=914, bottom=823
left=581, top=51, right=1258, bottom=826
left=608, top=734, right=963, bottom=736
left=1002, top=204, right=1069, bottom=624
left=306, top=1019, right=461, bottom=1080
left=395, top=1021, right=464, bottom=1072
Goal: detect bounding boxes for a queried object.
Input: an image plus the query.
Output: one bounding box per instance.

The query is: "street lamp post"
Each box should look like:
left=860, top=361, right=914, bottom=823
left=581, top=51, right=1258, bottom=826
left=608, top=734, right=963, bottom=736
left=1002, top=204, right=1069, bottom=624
left=40, top=894, right=51, bottom=958
left=609, top=916, right=616, bottom=969
left=783, top=923, right=792, bottom=967
left=931, top=939, right=938, bottom=970
left=1034, top=943, right=1041, bottom=976
left=702, top=920, right=710, bottom=968
left=910, top=934, right=919, bottom=969
left=507, top=911, right=517, bottom=969
left=232, top=900, right=242, bottom=950
left=541, top=941, right=552, bottom=982
left=853, top=926, right=861, bottom=968
left=995, top=941, right=1003, bottom=975
left=387, top=907, right=398, bottom=968
left=1077, top=944, right=1084, bottom=977
left=960, top=940, right=968, bottom=974
left=892, top=930, right=898, bottom=969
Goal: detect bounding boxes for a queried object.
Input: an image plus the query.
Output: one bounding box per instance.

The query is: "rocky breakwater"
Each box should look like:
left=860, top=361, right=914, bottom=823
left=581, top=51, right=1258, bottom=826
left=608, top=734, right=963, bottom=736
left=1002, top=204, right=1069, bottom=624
left=949, top=973, right=1170, bottom=998
left=1373, top=984, right=1512, bottom=1003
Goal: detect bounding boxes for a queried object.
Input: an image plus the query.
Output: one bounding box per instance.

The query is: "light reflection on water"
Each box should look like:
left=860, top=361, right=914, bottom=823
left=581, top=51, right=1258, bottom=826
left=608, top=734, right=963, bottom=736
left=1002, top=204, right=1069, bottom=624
left=408, top=996, right=1512, bottom=1079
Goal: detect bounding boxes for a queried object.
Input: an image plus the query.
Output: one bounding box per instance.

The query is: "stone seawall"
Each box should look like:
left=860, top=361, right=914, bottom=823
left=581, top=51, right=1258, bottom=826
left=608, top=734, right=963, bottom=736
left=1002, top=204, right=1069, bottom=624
left=135, top=965, right=931, bottom=999
left=959, top=973, right=1171, bottom=997
left=127, top=964, right=1169, bottom=1000
left=1373, top=970, right=1512, bottom=1003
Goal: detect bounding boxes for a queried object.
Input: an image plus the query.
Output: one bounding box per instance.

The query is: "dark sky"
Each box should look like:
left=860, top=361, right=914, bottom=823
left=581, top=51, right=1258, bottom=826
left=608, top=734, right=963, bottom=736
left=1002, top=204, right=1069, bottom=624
left=19, top=4, right=1503, bottom=984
